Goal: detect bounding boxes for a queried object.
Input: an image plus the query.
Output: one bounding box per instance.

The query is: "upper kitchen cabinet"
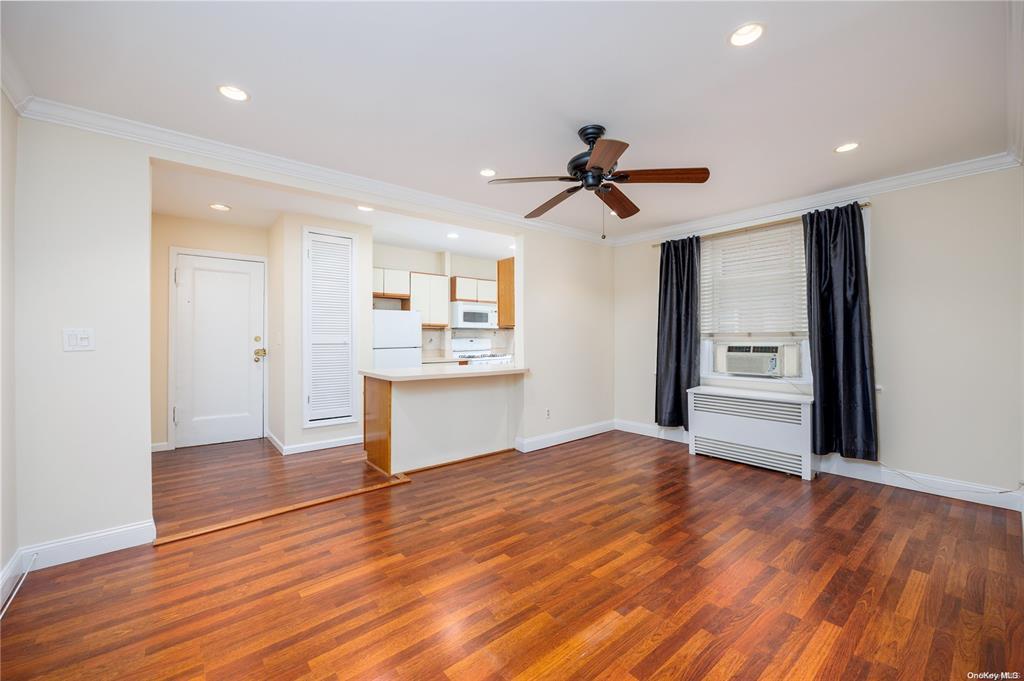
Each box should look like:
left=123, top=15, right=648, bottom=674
left=373, top=267, right=411, bottom=298
left=497, top=257, right=514, bottom=328
left=410, top=272, right=449, bottom=327
left=450, top=276, right=497, bottom=303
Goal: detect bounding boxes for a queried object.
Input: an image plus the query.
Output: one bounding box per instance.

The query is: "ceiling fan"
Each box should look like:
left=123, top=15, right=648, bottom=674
left=488, top=124, right=710, bottom=221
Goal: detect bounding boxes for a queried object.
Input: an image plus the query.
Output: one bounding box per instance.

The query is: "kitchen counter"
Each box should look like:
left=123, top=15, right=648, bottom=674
left=361, top=365, right=525, bottom=475
left=420, top=355, right=463, bottom=364
left=360, top=364, right=527, bottom=382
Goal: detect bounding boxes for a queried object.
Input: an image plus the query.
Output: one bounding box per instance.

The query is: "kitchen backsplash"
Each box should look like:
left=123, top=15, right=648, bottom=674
left=422, top=328, right=514, bottom=357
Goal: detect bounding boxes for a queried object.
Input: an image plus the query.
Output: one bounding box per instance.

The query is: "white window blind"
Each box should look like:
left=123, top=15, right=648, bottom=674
left=303, top=230, right=355, bottom=424
left=699, top=221, right=808, bottom=337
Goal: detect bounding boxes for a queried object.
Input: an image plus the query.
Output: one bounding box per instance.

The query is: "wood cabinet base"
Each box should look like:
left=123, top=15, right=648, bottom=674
left=363, top=377, right=392, bottom=475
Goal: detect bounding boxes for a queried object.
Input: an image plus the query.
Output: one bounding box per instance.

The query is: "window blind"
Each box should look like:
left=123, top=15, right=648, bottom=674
left=699, top=220, right=808, bottom=337
left=303, top=231, right=354, bottom=423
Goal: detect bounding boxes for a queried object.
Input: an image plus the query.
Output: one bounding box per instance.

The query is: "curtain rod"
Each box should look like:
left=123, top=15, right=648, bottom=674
left=650, top=201, right=872, bottom=247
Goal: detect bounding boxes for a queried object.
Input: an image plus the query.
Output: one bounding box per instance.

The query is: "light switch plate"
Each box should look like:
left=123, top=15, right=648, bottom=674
left=63, top=328, right=95, bottom=352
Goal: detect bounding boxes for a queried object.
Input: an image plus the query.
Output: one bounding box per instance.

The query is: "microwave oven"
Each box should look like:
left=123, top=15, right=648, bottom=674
left=451, top=301, right=498, bottom=329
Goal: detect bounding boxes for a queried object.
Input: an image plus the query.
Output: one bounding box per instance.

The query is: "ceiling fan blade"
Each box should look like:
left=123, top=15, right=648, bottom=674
left=488, top=176, right=577, bottom=185
left=609, top=167, right=710, bottom=183
left=597, top=184, right=639, bottom=219
left=586, top=139, right=629, bottom=171
left=525, top=186, right=582, bottom=218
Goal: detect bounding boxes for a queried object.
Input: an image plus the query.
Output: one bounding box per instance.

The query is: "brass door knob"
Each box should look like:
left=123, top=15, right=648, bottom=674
left=254, top=348, right=267, bottom=362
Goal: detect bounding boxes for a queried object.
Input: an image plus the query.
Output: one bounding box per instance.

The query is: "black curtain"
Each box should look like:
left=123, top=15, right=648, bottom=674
left=803, top=202, right=878, bottom=460
left=656, top=236, right=701, bottom=428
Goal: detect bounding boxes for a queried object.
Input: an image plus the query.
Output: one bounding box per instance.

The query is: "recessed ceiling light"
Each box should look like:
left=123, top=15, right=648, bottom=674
left=479, top=168, right=496, bottom=177
left=217, top=85, right=249, bottom=102
left=208, top=203, right=231, bottom=211
left=729, top=23, right=764, bottom=47
left=834, top=142, right=860, bottom=153
left=357, top=205, right=374, bottom=212
left=447, top=232, right=460, bottom=239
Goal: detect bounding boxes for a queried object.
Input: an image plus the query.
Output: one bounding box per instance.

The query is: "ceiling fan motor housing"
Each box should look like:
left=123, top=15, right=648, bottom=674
left=570, top=124, right=613, bottom=190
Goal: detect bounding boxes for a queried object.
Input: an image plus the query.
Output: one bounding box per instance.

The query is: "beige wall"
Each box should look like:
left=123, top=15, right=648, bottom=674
left=613, top=166, right=1024, bottom=489
left=268, top=213, right=374, bottom=449
left=1, top=93, right=18, bottom=566
left=150, top=214, right=269, bottom=445
left=14, top=118, right=153, bottom=548
left=373, top=243, right=443, bottom=274
left=520, top=229, right=614, bottom=437
left=450, top=253, right=496, bottom=280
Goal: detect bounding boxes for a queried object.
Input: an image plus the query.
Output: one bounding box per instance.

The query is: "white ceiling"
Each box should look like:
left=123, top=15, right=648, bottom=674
left=151, top=161, right=517, bottom=260
left=3, top=2, right=1013, bottom=239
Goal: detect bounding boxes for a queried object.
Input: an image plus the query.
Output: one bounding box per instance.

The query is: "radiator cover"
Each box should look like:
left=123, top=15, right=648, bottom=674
left=687, top=386, right=813, bottom=480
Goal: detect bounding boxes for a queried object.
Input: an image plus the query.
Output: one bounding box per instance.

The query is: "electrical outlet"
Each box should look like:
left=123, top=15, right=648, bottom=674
left=545, top=408, right=551, bottom=420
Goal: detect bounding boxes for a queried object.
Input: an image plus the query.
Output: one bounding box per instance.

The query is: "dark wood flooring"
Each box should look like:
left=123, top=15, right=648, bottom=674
left=3, top=431, right=1022, bottom=679
left=152, top=438, right=396, bottom=541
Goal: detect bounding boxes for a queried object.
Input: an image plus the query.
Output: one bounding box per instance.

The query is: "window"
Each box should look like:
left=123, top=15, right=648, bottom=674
left=303, top=229, right=356, bottom=426
left=700, top=220, right=807, bottom=338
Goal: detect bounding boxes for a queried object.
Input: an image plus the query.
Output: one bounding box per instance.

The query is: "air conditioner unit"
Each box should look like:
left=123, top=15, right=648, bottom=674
left=717, top=343, right=800, bottom=377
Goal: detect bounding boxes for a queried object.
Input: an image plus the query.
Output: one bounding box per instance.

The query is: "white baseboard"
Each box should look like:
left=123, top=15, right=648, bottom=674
left=515, top=420, right=615, bottom=453
left=1, top=550, right=24, bottom=607
left=815, top=454, right=1024, bottom=512
left=151, top=441, right=172, bottom=453
left=613, top=419, right=689, bottom=444
left=14, top=519, right=156, bottom=573
left=266, top=430, right=363, bottom=456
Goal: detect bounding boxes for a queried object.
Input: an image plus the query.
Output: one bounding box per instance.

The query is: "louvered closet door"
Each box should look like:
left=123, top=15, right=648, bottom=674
left=304, top=232, right=355, bottom=424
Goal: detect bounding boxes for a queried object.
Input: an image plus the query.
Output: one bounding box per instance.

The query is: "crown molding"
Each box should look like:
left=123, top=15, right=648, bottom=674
left=1008, top=2, right=1024, bottom=163
left=16, top=97, right=604, bottom=244
left=611, top=151, right=1022, bottom=246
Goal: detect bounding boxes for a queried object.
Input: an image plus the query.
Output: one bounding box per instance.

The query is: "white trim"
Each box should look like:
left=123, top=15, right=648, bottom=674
left=167, top=247, right=268, bottom=450
left=514, top=420, right=615, bottom=453
left=1008, top=2, right=1024, bottom=162
left=151, top=442, right=172, bottom=453
left=613, top=152, right=1021, bottom=246
left=1, top=551, right=25, bottom=609
left=815, top=454, right=1024, bottom=513
left=302, top=226, right=360, bottom=428
left=613, top=419, right=689, bottom=444
left=277, top=434, right=363, bottom=456
left=16, top=97, right=601, bottom=244
left=265, top=430, right=286, bottom=454
left=11, top=520, right=156, bottom=573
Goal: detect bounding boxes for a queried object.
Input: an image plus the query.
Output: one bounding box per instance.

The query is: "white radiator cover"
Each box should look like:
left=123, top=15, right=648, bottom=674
left=687, top=386, right=814, bottom=480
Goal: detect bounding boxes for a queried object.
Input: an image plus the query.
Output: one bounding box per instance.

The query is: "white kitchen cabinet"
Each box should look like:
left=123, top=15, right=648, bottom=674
left=410, top=272, right=450, bottom=326
left=477, top=279, right=497, bottom=303
left=383, top=269, right=410, bottom=296
left=453, top=276, right=478, bottom=301
left=428, top=274, right=449, bottom=326
left=373, top=267, right=385, bottom=294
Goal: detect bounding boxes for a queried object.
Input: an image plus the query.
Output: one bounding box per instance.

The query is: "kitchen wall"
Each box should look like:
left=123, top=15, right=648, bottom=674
left=450, top=253, right=496, bottom=280
left=1, top=93, right=18, bottom=570
left=613, top=165, right=1024, bottom=490
left=374, top=242, right=444, bottom=274
left=150, top=213, right=269, bottom=446
left=268, top=213, right=374, bottom=451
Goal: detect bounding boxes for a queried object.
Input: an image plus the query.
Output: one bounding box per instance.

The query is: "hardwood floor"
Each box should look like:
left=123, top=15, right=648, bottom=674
left=152, top=438, right=401, bottom=541
left=3, top=431, right=1022, bottom=679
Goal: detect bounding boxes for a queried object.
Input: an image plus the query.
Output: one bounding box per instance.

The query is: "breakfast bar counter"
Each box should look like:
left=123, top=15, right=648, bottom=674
left=360, top=364, right=527, bottom=475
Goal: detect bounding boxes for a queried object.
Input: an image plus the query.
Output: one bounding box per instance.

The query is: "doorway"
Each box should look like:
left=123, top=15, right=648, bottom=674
left=168, top=250, right=266, bottom=448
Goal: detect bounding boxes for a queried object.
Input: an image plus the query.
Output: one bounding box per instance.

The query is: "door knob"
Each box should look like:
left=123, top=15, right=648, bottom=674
left=254, top=348, right=267, bottom=362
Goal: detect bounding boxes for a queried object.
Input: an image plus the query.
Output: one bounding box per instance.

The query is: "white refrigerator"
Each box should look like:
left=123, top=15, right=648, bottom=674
left=372, top=310, right=422, bottom=369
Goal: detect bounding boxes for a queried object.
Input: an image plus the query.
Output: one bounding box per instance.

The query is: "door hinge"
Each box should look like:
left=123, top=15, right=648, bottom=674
left=173, top=267, right=179, bottom=286
left=172, top=406, right=177, bottom=425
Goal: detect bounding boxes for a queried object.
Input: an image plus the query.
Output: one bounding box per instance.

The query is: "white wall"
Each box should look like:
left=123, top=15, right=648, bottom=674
left=613, top=166, right=1024, bottom=490
left=373, top=243, right=443, bottom=274
left=14, top=118, right=153, bottom=547
left=1, top=93, right=18, bottom=567
left=450, top=253, right=496, bottom=280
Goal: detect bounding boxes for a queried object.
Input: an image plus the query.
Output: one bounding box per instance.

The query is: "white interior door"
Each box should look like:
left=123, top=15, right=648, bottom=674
left=174, top=254, right=265, bottom=447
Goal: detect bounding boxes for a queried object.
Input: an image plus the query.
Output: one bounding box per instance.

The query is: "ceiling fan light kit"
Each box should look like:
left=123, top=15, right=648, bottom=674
left=489, top=123, right=710, bottom=221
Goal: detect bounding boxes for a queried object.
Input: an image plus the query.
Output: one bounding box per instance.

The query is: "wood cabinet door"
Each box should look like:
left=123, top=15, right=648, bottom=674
left=429, top=275, right=450, bottom=326
left=373, top=267, right=385, bottom=294
left=454, top=276, right=478, bottom=301
left=477, top=279, right=497, bottom=303
left=383, top=269, right=410, bottom=296
left=497, top=257, right=515, bottom=328
left=409, top=272, right=431, bottom=322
